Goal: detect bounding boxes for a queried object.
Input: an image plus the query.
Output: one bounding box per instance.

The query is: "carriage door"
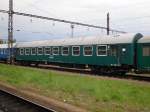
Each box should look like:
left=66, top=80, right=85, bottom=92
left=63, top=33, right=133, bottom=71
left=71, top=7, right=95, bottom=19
left=119, top=46, right=128, bottom=65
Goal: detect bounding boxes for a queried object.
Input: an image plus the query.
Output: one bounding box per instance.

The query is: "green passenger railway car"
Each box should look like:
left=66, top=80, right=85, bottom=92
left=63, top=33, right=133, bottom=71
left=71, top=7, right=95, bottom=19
left=15, top=33, right=150, bottom=74
left=136, top=36, right=150, bottom=72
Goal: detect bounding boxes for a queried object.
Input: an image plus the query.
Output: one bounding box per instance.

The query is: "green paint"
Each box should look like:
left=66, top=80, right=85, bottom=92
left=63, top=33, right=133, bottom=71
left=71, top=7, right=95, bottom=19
left=16, top=44, right=134, bottom=66
left=137, top=43, right=150, bottom=71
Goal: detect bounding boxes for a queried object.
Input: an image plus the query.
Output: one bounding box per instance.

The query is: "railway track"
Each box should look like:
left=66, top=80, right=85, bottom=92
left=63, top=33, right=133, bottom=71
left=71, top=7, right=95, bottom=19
left=0, top=90, right=56, bottom=112
left=36, top=64, right=150, bottom=82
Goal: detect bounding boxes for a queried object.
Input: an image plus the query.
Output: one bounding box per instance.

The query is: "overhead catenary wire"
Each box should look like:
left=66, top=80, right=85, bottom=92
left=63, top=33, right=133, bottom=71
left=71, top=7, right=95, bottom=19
left=0, top=9, right=126, bottom=34
left=1, top=0, right=150, bottom=33
left=18, top=0, right=61, bottom=19
left=14, top=11, right=127, bottom=34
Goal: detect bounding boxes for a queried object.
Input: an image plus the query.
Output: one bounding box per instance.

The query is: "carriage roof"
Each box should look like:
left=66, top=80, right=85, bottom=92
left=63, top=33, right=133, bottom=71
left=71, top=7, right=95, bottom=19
left=0, top=44, right=16, bottom=48
left=138, top=36, right=150, bottom=43
left=0, top=44, right=8, bottom=48
left=16, top=33, right=143, bottom=48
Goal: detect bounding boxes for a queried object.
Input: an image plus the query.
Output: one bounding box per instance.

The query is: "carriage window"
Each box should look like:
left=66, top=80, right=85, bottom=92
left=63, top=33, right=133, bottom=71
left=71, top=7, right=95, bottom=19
left=72, top=46, right=80, bottom=56
left=53, top=47, right=59, bottom=55
left=62, top=47, right=69, bottom=55
left=3, top=49, right=5, bottom=54
left=143, top=46, right=150, bottom=56
left=0, top=49, right=3, bottom=54
left=31, top=48, right=36, bottom=55
left=45, top=47, right=51, bottom=55
left=97, top=45, right=107, bottom=56
left=20, top=48, right=24, bottom=55
left=111, top=47, right=117, bottom=56
left=0, top=49, right=4, bottom=54
left=37, top=47, right=43, bottom=55
left=25, top=48, right=30, bottom=55
left=84, top=46, right=93, bottom=56
left=4, top=49, right=8, bottom=54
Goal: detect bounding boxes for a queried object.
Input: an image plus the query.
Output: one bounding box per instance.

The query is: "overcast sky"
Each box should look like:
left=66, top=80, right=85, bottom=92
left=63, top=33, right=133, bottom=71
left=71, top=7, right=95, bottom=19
left=0, top=0, right=150, bottom=41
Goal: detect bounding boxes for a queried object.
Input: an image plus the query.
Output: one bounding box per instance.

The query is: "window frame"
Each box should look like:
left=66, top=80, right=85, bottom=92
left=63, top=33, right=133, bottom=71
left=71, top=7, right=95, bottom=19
left=72, top=46, right=80, bottom=56
left=25, top=48, right=30, bottom=55
left=44, top=47, right=51, bottom=55
left=20, top=48, right=24, bottom=55
left=97, top=45, right=107, bottom=56
left=83, top=46, right=93, bottom=56
left=31, top=48, right=37, bottom=55
left=52, top=47, right=59, bottom=55
left=37, top=47, right=43, bottom=55
left=62, top=46, right=69, bottom=56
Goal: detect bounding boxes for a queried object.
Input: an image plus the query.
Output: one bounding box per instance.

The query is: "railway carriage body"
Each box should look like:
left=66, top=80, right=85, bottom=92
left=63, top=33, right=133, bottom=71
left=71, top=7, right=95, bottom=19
left=15, top=33, right=143, bottom=73
left=0, top=44, right=16, bottom=62
left=0, top=44, right=9, bottom=61
left=136, top=36, right=150, bottom=72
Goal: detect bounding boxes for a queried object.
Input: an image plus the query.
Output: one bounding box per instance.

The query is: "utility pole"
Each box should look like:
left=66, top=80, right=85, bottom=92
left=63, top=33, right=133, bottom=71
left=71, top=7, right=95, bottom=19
left=8, top=0, right=13, bottom=64
left=107, top=12, right=110, bottom=35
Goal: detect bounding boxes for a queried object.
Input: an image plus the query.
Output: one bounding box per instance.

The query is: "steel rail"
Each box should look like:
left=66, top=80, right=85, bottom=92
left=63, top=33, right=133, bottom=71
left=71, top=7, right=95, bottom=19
left=0, top=89, right=57, bottom=112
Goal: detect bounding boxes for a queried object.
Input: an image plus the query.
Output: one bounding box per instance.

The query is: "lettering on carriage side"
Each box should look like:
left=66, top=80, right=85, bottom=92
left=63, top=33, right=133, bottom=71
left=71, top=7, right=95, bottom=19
left=49, top=56, right=54, bottom=59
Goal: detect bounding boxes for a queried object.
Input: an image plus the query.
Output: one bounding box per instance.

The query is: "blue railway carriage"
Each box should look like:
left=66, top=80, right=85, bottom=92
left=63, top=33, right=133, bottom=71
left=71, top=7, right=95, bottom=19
left=15, top=33, right=143, bottom=74
left=0, top=44, right=16, bottom=62
left=0, top=44, right=9, bottom=61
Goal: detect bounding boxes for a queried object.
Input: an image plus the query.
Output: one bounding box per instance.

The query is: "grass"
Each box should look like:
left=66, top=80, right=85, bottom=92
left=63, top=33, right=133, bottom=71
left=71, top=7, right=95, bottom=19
left=0, top=63, right=150, bottom=112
